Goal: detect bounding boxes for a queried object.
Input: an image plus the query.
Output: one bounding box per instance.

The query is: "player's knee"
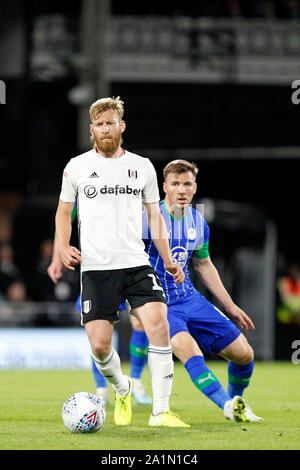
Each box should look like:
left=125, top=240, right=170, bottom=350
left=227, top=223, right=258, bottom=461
left=236, top=344, right=254, bottom=365
left=147, top=316, right=169, bottom=343
left=92, top=340, right=112, bottom=361
left=156, top=316, right=169, bottom=334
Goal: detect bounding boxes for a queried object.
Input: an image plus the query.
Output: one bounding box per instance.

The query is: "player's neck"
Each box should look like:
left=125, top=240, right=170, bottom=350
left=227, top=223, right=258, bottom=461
left=163, top=198, right=187, bottom=220
left=95, top=146, right=125, bottom=159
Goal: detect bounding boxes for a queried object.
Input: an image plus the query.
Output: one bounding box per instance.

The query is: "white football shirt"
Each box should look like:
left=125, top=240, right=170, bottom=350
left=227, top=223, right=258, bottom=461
left=59, top=148, right=160, bottom=271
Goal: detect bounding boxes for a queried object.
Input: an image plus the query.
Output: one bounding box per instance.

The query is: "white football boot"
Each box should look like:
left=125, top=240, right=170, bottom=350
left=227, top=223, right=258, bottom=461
left=223, top=395, right=250, bottom=423
left=244, top=404, right=264, bottom=422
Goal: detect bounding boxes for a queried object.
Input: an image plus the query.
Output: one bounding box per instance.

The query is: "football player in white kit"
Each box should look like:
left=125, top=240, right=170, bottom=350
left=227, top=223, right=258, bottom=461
left=55, top=96, right=189, bottom=427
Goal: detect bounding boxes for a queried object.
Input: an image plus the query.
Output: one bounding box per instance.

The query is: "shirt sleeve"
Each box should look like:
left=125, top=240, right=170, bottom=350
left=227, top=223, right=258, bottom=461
left=192, top=219, right=210, bottom=259
left=59, top=161, right=78, bottom=203
left=142, top=158, right=160, bottom=203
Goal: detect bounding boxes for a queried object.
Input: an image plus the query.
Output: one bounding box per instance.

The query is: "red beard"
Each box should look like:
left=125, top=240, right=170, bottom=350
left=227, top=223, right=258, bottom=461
left=95, top=135, right=121, bottom=155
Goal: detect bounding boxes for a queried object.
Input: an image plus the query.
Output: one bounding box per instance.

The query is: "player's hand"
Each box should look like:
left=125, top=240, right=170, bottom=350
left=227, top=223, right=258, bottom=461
left=226, top=305, right=255, bottom=331
left=47, top=260, right=64, bottom=284
left=60, top=245, right=81, bottom=271
left=164, top=262, right=185, bottom=284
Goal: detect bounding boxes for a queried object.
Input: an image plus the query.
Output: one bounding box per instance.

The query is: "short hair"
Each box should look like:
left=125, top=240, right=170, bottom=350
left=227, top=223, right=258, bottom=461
left=163, top=159, right=198, bottom=181
left=89, top=96, right=124, bottom=123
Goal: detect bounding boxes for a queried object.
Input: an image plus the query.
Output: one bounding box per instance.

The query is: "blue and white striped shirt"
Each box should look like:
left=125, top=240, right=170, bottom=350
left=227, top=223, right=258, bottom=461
left=142, top=201, right=210, bottom=305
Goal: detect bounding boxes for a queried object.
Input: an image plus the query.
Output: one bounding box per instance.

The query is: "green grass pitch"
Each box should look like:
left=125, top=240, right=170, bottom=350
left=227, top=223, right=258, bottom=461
left=0, top=361, right=299, bottom=450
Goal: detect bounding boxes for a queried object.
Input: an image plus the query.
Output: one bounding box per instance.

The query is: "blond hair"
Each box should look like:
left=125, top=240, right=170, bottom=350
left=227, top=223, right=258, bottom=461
left=163, top=159, right=198, bottom=181
left=89, top=96, right=124, bottom=123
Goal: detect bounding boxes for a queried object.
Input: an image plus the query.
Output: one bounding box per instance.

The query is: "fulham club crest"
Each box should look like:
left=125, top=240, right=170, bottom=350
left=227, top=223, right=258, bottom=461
left=128, top=169, right=137, bottom=180
left=83, top=300, right=91, bottom=313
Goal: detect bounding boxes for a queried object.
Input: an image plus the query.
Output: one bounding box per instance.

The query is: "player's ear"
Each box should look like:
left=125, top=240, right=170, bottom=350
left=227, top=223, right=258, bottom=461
left=163, top=182, right=167, bottom=194
left=89, top=124, right=94, bottom=136
left=120, top=120, right=126, bottom=133
left=193, top=183, right=197, bottom=194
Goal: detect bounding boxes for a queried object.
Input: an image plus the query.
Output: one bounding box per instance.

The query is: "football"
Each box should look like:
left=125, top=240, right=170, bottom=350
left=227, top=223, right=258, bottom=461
left=62, top=392, right=106, bottom=433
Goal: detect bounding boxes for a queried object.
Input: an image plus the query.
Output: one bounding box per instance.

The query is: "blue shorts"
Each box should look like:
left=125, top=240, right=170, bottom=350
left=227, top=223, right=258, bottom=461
left=75, top=295, right=127, bottom=313
left=167, top=290, right=241, bottom=356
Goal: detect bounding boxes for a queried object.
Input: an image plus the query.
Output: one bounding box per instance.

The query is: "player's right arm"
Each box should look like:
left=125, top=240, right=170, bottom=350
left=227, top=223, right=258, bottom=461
left=47, top=233, right=64, bottom=283
left=48, top=204, right=78, bottom=282
left=55, top=199, right=81, bottom=271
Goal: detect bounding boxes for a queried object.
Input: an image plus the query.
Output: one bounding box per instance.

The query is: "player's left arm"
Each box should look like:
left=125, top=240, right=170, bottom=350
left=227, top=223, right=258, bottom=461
left=192, top=256, right=255, bottom=330
left=144, top=202, right=185, bottom=284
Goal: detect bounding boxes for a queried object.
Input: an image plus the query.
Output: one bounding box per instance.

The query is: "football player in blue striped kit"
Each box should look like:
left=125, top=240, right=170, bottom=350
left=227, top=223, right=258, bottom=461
left=142, top=159, right=263, bottom=422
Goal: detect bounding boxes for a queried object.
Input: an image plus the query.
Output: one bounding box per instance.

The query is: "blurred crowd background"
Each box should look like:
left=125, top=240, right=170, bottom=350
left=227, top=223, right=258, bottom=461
left=1, top=0, right=300, bottom=366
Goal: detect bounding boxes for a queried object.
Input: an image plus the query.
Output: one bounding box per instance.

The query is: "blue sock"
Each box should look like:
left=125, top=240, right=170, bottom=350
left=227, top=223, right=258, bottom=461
left=185, top=356, right=230, bottom=409
left=130, top=329, right=149, bottom=379
left=227, top=361, right=254, bottom=398
left=91, top=356, right=107, bottom=388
